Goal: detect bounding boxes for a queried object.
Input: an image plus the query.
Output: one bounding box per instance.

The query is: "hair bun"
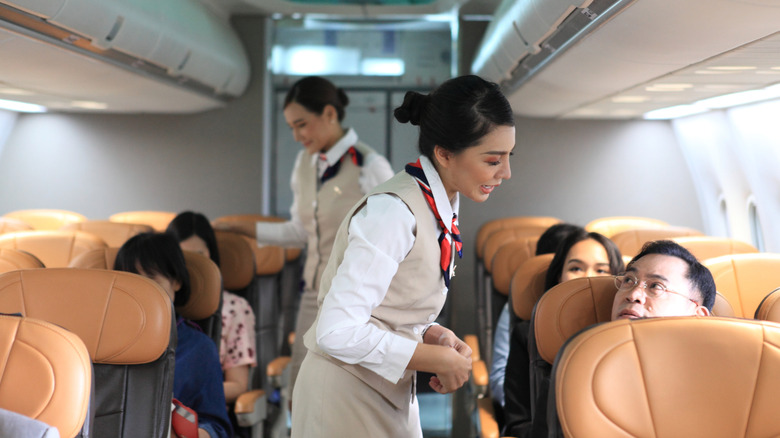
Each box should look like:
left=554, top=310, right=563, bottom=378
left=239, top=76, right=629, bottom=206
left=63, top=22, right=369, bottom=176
left=394, top=91, right=428, bottom=126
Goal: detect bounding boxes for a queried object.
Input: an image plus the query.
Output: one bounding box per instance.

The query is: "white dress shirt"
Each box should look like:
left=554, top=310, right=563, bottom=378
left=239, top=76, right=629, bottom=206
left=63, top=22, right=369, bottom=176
left=255, top=127, right=393, bottom=246
left=316, top=155, right=460, bottom=383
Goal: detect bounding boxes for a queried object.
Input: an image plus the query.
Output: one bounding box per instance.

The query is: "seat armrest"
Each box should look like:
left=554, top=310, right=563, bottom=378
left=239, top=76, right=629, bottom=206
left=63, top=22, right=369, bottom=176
left=267, top=356, right=291, bottom=377
left=471, top=359, right=489, bottom=396
left=477, top=397, right=499, bottom=438
left=465, top=334, right=481, bottom=361
left=234, top=389, right=267, bottom=427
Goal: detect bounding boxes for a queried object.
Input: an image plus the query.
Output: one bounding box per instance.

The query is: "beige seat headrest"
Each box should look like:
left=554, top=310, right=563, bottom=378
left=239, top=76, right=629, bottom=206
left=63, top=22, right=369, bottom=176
left=510, top=253, right=554, bottom=321
left=491, top=237, right=539, bottom=296
left=0, top=315, right=92, bottom=438
left=611, top=226, right=703, bottom=257
left=475, top=216, right=561, bottom=260
left=704, top=252, right=780, bottom=318
left=213, top=215, right=299, bottom=263
left=177, top=251, right=221, bottom=321
left=673, top=236, right=758, bottom=262
left=0, top=217, right=34, bottom=234
left=3, top=209, right=86, bottom=230
left=556, top=317, right=780, bottom=438
left=216, top=231, right=255, bottom=291
left=0, top=248, right=44, bottom=273
left=0, top=230, right=106, bottom=268
left=483, top=228, right=547, bottom=274
left=61, top=220, right=153, bottom=247
left=109, top=211, right=177, bottom=232
left=584, top=216, right=669, bottom=238
left=0, top=268, right=172, bottom=364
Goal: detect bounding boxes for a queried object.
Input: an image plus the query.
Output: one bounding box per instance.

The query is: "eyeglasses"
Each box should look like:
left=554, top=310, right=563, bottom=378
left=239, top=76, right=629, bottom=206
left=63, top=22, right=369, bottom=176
left=614, top=274, right=700, bottom=306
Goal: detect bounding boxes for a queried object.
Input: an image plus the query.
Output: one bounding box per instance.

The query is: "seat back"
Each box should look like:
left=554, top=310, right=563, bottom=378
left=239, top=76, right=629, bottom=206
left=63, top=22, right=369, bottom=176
left=610, top=227, right=704, bottom=257
left=704, top=252, right=780, bottom=318
left=491, top=237, right=539, bottom=297
left=476, top=216, right=561, bottom=261
left=529, top=276, right=734, bottom=437
left=61, top=220, right=153, bottom=247
left=3, top=209, right=86, bottom=230
left=68, top=248, right=222, bottom=346
left=0, top=217, right=33, bottom=234
left=755, top=287, right=780, bottom=321
left=0, top=314, right=92, bottom=438
left=0, top=268, right=175, bottom=438
left=554, top=317, right=780, bottom=438
left=510, top=253, right=554, bottom=321
left=0, top=248, right=44, bottom=273
left=109, top=211, right=176, bottom=232
left=584, top=216, right=669, bottom=238
left=214, top=215, right=302, bottom=357
left=672, top=236, right=758, bottom=261
left=0, top=230, right=106, bottom=267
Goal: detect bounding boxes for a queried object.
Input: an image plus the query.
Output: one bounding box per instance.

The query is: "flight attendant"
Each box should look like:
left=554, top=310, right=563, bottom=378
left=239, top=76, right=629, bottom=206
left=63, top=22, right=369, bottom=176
left=219, top=76, right=394, bottom=395
left=292, top=75, right=516, bottom=437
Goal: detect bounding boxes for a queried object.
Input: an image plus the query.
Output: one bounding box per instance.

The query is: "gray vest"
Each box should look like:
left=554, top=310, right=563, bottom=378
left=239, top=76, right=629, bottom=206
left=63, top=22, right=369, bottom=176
left=305, top=170, right=449, bottom=409
left=296, top=141, right=376, bottom=291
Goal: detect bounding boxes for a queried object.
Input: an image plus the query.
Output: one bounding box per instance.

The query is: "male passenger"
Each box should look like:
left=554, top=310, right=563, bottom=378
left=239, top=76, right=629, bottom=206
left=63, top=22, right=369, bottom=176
left=611, top=239, right=715, bottom=320
left=535, top=239, right=716, bottom=438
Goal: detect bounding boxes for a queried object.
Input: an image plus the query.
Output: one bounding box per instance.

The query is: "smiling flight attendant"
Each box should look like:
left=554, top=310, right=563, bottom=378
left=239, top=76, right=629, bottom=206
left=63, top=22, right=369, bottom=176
left=219, top=76, right=394, bottom=396
left=291, top=75, right=516, bottom=437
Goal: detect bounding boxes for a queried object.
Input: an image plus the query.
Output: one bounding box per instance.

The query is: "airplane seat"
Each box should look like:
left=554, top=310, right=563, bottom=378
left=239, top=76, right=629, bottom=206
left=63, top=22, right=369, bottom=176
left=61, top=220, right=153, bottom=247
left=530, top=277, right=735, bottom=437
left=69, top=247, right=223, bottom=347
left=0, top=230, right=107, bottom=267
left=672, top=236, right=758, bottom=261
left=755, top=287, right=780, bottom=321
left=583, top=216, right=669, bottom=238
left=0, top=314, right=93, bottom=438
left=108, top=211, right=177, bottom=232
left=703, top=252, right=780, bottom=318
left=610, top=226, right=704, bottom=257
left=0, top=268, right=176, bottom=438
left=552, top=317, right=780, bottom=438
left=3, top=209, right=87, bottom=230
left=0, top=247, right=45, bottom=272
left=0, top=217, right=34, bottom=234
left=480, top=228, right=550, bottom=366
left=214, top=214, right=303, bottom=357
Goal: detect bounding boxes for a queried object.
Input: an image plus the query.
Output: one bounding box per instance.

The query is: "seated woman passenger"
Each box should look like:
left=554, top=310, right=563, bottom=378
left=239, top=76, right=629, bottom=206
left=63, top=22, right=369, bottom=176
left=114, top=232, right=232, bottom=438
left=502, top=229, right=624, bottom=437
left=166, top=211, right=257, bottom=406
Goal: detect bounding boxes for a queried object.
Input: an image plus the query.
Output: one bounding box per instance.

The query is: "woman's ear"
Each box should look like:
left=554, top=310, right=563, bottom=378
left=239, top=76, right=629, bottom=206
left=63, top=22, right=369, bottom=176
left=323, top=104, right=338, bottom=124
left=172, top=278, right=182, bottom=294
left=433, top=145, right=454, bottom=169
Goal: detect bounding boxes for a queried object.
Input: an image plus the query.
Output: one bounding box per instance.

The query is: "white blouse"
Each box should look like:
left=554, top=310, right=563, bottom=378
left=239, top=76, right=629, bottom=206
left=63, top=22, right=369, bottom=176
left=254, top=127, right=394, bottom=246
left=315, top=155, right=460, bottom=383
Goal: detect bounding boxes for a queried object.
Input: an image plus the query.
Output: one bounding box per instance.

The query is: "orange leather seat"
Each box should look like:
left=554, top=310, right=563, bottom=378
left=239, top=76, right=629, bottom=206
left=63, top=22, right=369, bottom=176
left=530, top=277, right=734, bottom=437
left=510, top=253, right=554, bottom=321
left=61, top=220, right=153, bottom=247
left=584, top=216, right=669, bottom=238
left=704, top=252, right=780, bottom=318
left=0, top=314, right=92, bottom=438
left=672, top=236, right=758, bottom=261
left=610, top=226, right=703, bottom=257
left=109, top=211, right=176, bottom=232
left=755, top=287, right=780, bottom=321
left=476, top=217, right=561, bottom=262
left=0, top=247, right=44, bottom=273
left=0, top=268, right=175, bottom=437
left=3, top=209, right=86, bottom=230
left=0, top=217, right=33, bottom=234
left=491, top=237, right=540, bottom=298
left=553, top=317, right=780, bottom=438
left=0, top=230, right=106, bottom=267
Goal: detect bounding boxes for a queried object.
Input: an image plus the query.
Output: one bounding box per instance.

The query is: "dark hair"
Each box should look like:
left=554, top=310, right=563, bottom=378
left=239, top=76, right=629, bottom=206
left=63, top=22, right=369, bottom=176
left=544, top=230, right=625, bottom=291
left=114, top=232, right=191, bottom=307
left=393, top=75, right=514, bottom=159
left=166, top=211, right=220, bottom=268
left=535, top=223, right=584, bottom=256
left=627, top=240, right=716, bottom=311
left=284, top=76, right=350, bottom=122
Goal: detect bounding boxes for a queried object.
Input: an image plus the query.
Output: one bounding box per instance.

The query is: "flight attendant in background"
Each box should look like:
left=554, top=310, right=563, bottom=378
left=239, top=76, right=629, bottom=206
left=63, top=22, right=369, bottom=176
left=218, top=76, right=394, bottom=397
left=292, top=75, right=516, bottom=437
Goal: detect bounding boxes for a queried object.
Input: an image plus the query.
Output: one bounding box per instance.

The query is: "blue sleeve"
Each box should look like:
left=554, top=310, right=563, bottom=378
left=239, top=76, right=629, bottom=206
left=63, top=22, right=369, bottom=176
left=489, top=303, right=511, bottom=406
left=174, top=322, right=233, bottom=438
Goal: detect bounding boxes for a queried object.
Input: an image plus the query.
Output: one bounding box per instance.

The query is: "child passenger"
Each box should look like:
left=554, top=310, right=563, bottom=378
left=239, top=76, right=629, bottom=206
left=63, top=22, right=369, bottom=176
left=114, top=232, right=232, bottom=438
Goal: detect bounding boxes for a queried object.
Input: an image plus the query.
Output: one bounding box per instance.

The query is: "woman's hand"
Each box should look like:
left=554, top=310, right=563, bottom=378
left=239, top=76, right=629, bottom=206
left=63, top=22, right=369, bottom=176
left=421, top=325, right=472, bottom=394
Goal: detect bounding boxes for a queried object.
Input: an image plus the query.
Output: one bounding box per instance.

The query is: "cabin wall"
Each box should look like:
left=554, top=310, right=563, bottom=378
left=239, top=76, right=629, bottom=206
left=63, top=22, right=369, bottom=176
left=0, top=16, right=269, bottom=221
left=672, top=99, right=780, bottom=253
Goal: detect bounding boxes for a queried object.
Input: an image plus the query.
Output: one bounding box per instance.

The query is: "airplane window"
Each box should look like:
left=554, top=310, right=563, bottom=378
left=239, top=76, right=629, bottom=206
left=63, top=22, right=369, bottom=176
left=747, top=198, right=765, bottom=252
left=717, top=195, right=730, bottom=238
